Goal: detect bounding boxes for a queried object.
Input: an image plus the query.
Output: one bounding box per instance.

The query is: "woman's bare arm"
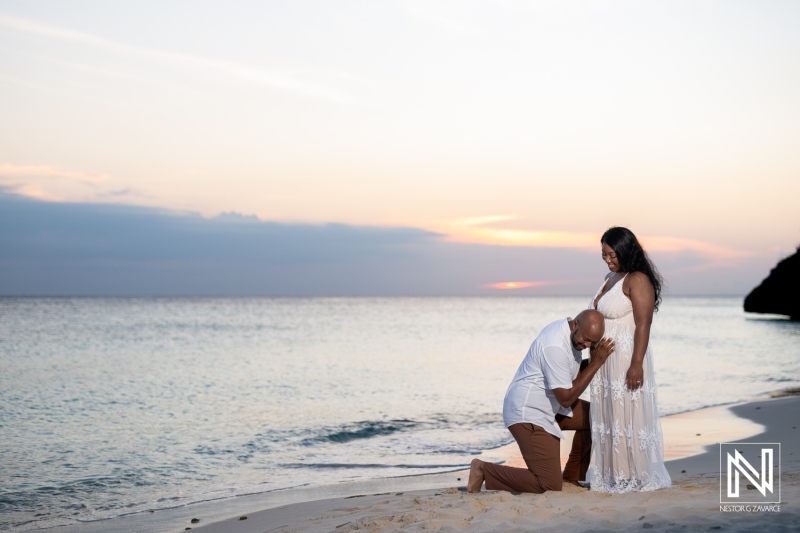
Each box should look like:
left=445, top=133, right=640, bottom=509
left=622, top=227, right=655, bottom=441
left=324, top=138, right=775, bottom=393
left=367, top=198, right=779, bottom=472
left=624, top=272, right=655, bottom=390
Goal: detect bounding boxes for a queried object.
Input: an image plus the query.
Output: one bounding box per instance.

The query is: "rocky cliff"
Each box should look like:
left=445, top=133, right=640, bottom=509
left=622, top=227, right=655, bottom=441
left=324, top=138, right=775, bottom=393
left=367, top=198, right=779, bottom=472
left=744, top=247, right=800, bottom=320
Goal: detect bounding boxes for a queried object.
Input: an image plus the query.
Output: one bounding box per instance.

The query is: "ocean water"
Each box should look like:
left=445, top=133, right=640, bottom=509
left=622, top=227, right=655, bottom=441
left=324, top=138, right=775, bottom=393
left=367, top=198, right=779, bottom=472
left=1, top=296, right=799, bottom=531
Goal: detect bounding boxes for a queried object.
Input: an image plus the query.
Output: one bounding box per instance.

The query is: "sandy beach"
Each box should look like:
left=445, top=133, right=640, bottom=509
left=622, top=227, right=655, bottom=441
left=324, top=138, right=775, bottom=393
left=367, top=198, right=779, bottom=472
left=118, top=393, right=797, bottom=533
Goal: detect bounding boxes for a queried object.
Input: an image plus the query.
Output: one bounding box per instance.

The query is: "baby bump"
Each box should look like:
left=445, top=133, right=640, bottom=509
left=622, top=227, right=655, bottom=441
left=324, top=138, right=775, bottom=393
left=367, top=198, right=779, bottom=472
left=602, top=321, right=635, bottom=362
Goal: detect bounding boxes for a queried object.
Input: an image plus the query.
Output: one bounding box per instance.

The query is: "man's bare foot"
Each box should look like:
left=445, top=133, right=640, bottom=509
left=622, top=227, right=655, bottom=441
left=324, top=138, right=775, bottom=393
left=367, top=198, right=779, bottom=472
left=467, top=458, right=485, bottom=493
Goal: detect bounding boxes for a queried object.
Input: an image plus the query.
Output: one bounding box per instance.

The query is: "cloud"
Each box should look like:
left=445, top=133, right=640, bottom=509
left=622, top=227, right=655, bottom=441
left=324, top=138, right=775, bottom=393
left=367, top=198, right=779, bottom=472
left=0, top=191, right=598, bottom=295
left=0, top=163, right=111, bottom=203
left=0, top=192, right=777, bottom=296
left=445, top=216, right=752, bottom=263
left=446, top=219, right=599, bottom=248
left=0, top=163, right=156, bottom=205
left=0, top=13, right=358, bottom=104
left=641, top=236, right=753, bottom=260
left=0, top=163, right=109, bottom=184
left=446, top=216, right=597, bottom=248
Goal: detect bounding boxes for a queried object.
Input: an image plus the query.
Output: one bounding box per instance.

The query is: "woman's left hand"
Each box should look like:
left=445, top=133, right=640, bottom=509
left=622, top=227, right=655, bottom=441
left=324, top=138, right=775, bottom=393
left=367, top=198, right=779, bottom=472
left=625, top=363, right=644, bottom=391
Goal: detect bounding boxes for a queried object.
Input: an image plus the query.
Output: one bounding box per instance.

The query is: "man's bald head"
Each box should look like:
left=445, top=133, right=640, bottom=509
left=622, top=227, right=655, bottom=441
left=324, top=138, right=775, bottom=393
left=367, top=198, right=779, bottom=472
left=569, top=309, right=605, bottom=351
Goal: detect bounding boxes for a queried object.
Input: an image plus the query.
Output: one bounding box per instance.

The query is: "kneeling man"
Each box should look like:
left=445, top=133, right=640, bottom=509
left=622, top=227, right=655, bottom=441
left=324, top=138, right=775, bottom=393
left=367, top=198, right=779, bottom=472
left=468, top=309, right=614, bottom=493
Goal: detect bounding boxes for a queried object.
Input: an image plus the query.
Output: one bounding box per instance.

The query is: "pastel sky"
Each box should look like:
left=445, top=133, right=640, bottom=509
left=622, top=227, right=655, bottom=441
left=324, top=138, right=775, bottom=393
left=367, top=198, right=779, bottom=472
left=1, top=1, right=798, bottom=295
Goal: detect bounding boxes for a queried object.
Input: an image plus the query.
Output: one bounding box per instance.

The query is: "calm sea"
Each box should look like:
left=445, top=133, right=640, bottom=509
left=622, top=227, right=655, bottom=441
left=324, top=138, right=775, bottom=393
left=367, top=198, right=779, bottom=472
left=1, top=297, right=799, bottom=531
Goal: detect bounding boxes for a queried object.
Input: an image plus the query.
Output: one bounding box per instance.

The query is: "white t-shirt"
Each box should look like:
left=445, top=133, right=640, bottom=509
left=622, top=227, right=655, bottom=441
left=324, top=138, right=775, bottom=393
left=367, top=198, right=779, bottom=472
left=502, top=318, right=583, bottom=439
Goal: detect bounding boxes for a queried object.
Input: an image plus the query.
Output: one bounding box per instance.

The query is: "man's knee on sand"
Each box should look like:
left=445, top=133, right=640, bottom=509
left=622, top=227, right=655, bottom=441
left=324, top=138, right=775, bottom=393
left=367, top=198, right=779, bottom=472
left=540, top=476, right=563, bottom=493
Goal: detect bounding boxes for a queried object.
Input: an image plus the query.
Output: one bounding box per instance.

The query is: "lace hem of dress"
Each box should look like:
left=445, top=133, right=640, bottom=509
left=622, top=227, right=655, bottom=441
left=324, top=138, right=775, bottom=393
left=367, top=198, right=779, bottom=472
left=589, top=467, right=671, bottom=493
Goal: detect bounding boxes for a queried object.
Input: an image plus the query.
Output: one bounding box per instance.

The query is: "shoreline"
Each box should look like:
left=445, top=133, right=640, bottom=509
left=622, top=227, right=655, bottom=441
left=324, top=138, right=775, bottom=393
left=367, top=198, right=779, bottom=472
left=37, top=390, right=799, bottom=533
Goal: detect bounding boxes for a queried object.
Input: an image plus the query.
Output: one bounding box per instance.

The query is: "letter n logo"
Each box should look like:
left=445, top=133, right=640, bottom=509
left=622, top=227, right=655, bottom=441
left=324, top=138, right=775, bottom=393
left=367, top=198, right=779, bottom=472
left=720, top=443, right=780, bottom=504
left=727, top=448, right=772, bottom=497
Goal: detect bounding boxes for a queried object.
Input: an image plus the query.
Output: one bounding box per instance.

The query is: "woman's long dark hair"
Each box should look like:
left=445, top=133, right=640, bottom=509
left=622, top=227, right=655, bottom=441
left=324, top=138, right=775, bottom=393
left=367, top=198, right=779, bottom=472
left=601, top=226, right=663, bottom=311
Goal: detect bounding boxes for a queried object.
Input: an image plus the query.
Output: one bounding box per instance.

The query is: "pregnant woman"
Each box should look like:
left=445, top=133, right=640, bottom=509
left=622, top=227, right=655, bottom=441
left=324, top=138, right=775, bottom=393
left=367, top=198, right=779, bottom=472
left=588, top=227, right=671, bottom=492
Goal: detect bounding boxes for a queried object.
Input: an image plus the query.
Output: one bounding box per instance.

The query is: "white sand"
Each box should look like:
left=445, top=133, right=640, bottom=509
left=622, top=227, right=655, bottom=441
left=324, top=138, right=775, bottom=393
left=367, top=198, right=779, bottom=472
left=191, top=395, right=800, bottom=533
left=193, top=474, right=798, bottom=533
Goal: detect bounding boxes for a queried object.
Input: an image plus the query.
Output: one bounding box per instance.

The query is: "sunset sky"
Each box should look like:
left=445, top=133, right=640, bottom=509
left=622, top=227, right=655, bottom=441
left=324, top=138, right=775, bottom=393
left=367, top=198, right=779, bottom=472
left=1, top=1, right=798, bottom=295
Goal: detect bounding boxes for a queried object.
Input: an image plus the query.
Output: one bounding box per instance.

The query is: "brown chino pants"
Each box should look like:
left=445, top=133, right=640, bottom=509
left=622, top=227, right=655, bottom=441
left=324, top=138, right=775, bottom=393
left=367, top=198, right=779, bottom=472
left=482, top=399, right=591, bottom=493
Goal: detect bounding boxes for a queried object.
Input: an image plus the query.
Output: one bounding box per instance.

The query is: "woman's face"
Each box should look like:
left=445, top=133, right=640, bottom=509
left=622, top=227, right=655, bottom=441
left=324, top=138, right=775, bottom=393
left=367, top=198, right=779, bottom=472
left=601, top=242, right=620, bottom=273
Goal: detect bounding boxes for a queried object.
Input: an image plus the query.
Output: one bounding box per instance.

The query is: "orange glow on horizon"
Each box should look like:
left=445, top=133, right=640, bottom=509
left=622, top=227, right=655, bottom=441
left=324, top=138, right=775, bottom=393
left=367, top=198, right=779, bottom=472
left=484, top=280, right=567, bottom=290
left=638, top=236, right=754, bottom=260
left=446, top=228, right=598, bottom=249
left=440, top=219, right=754, bottom=262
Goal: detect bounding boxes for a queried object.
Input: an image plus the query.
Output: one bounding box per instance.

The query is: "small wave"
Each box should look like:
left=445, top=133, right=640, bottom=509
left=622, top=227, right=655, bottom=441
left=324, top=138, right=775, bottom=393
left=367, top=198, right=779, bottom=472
left=303, top=419, right=419, bottom=445
left=194, top=444, right=242, bottom=456
left=431, top=449, right=482, bottom=455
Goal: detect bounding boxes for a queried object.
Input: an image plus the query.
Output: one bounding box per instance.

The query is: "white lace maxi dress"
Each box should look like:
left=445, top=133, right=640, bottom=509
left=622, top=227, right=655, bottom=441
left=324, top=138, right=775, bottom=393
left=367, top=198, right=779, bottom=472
left=588, top=276, right=671, bottom=492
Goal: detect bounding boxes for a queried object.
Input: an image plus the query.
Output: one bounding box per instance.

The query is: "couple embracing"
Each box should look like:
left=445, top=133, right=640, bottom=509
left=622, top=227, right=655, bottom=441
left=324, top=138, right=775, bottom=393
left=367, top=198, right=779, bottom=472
left=469, top=226, right=671, bottom=494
